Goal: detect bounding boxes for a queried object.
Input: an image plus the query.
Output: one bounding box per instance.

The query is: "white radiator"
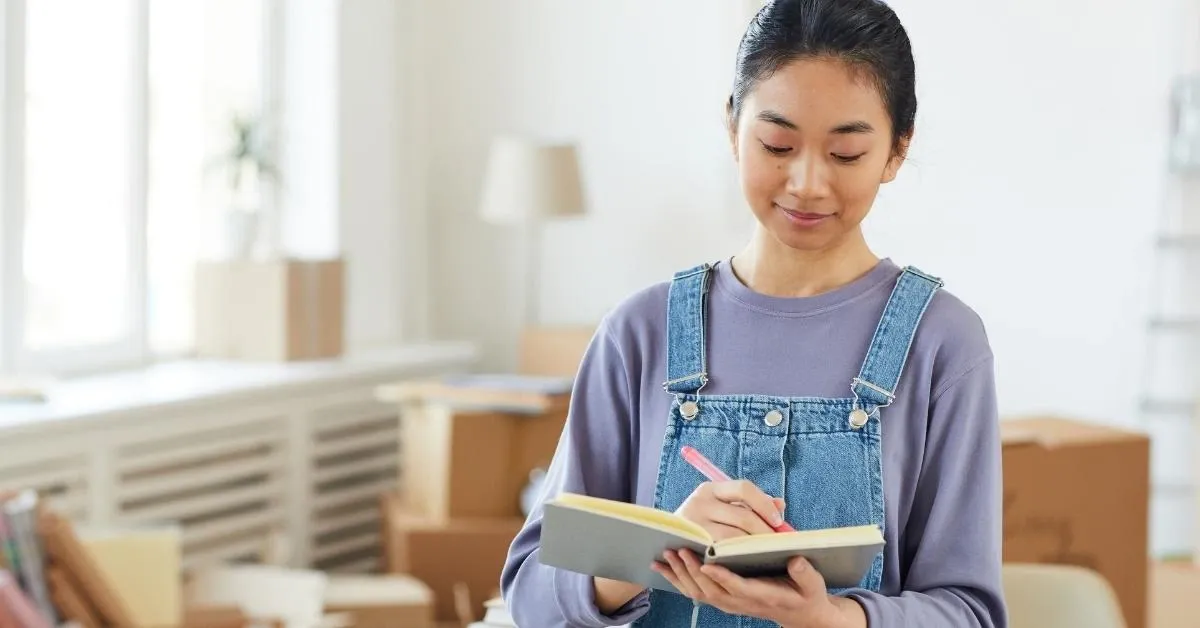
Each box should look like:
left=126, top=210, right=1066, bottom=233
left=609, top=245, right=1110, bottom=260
left=0, top=343, right=475, bottom=574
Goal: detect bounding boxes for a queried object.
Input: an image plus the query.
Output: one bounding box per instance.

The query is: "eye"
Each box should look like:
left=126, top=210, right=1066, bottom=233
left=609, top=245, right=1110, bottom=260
left=832, top=153, right=866, bottom=164
left=759, top=140, right=791, bottom=155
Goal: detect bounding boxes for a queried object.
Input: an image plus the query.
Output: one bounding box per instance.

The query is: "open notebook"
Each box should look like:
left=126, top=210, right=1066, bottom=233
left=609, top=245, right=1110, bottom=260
left=540, top=493, right=884, bottom=593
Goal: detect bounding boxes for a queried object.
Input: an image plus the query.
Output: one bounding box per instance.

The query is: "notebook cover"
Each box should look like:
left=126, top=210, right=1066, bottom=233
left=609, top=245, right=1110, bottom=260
left=540, top=501, right=881, bottom=592
left=540, top=501, right=709, bottom=593
left=708, top=540, right=883, bottom=586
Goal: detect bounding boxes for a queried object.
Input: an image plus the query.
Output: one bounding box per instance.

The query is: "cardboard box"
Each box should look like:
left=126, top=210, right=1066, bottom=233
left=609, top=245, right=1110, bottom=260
left=195, top=258, right=344, bottom=361
left=402, top=404, right=565, bottom=520
left=181, top=606, right=258, bottom=628
left=323, top=574, right=434, bottom=628
left=1001, top=417, right=1150, bottom=628
left=518, top=326, right=595, bottom=377
left=380, top=492, right=524, bottom=621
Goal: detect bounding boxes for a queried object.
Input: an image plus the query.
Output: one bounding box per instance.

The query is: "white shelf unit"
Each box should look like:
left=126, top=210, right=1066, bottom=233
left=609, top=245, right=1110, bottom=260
left=0, top=342, right=477, bottom=573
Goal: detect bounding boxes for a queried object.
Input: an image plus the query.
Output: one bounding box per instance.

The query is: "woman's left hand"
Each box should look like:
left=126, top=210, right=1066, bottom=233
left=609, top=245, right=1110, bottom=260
left=650, top=550, right=866, bottom=628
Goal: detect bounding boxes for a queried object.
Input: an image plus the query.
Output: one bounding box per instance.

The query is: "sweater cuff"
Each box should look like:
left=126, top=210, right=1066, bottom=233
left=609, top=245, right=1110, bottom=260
left=553, top=569, right=650, bottom=627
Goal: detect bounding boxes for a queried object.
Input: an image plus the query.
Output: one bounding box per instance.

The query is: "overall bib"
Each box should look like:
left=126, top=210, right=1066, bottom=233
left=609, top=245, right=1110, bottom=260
left=634, top=262, right=941, bottom=628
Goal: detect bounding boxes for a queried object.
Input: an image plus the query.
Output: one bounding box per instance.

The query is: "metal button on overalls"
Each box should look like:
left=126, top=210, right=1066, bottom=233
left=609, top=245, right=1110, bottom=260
left=764, top=409, right=783, bottom=427
left=680, top=401, right=699, bottom=420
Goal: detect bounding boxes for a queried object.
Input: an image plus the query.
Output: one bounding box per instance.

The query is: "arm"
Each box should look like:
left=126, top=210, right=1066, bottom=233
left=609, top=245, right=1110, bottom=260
left=500, top=318, right=651, bottom=627
left=842, top=355, right=1007, bottom=628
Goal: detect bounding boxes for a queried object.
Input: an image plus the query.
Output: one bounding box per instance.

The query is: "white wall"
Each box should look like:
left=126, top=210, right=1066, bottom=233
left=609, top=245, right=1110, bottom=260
left=425, top=0, right=752, bottom=365
left=422, top=0, right=1192, bottom=553
left=279, top=0, right=431, bottom=350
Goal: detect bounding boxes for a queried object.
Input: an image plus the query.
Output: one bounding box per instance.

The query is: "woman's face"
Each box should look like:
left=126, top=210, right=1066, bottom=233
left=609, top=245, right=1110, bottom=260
left=731, top=57, right=907, bottom=252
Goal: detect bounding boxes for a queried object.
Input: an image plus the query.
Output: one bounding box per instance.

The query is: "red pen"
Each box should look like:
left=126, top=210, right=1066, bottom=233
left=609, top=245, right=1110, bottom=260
left=680, top=445, right=795, bottom=532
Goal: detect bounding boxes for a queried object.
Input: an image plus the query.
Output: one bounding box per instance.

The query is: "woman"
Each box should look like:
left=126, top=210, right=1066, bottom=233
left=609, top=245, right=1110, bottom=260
left=501, top=0, right=1006, bottom=626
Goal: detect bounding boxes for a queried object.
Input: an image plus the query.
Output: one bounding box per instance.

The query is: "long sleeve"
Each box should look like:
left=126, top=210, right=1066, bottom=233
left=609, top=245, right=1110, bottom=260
left=843, top=355, right=1008, bottom=628
left=500, top=317, right=652, bottom=627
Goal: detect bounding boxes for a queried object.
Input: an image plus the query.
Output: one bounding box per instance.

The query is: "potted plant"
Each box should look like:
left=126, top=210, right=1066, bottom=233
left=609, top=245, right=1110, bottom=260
left=206, top=111, right=278, bottom=260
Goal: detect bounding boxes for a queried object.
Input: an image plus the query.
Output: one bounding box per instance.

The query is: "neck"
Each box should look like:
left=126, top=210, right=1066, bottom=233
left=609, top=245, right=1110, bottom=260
left=731, top=226, right=879, bottom=298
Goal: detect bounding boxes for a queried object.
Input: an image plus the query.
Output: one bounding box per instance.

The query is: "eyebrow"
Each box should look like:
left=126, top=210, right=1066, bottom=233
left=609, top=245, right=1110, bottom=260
left=755, top=110, right=876, bottom=135
left=831, top=121, right=875, bottom=134
left=756, top=110, right=799, bottom=130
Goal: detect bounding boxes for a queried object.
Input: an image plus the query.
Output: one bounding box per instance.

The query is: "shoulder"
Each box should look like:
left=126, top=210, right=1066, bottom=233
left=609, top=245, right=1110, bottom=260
left=909, top=271, right=994, bottom=394
left=596, top=278, right=671, bottom=351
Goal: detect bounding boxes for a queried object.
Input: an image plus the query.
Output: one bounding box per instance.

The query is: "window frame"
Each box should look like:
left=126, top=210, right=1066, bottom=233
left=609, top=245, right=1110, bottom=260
left=0, top=0, right=282, bottom=377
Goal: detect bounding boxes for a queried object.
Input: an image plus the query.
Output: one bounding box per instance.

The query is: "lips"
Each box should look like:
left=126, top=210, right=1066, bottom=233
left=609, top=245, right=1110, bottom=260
left=775, top=203, right=833, bottom=225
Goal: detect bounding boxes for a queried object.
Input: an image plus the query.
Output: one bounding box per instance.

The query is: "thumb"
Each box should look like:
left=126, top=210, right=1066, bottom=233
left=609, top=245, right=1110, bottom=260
left=787, top=556, right=825, bottom=597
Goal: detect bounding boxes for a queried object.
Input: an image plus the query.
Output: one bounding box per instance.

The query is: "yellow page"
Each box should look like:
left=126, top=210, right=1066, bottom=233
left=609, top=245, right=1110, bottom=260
left=554, top=493, right=711, bottom=544
left=713, top=524, right=883, bottom=555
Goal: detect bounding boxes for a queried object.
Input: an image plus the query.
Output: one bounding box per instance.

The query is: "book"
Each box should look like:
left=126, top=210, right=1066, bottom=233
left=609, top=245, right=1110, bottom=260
left=0, top=570, right=51, bottom=628
left=2, top=493, right=55, bottom=624
left=0, top=504, right=19, bottom=580
left=539, top=493, right=885, bottom=593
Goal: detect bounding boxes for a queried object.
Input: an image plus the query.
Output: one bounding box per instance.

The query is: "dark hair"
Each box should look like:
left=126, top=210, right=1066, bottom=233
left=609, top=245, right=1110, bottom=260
left=729, top=0, right=917, bottom=152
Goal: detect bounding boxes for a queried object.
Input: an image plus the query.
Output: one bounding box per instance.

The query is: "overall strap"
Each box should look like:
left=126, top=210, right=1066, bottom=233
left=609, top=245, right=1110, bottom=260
left=662, top=262, right=714, bottom=394
left=851, top=266, right=943, bottom=414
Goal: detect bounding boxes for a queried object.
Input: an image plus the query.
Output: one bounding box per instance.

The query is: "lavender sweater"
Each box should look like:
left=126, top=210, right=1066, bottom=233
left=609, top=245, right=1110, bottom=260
left=501, top=259, right=1006, bottom=627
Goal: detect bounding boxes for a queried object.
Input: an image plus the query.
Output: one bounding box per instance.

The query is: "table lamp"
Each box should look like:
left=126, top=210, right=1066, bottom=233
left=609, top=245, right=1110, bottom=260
left=478, top=136, right=586, bottom=325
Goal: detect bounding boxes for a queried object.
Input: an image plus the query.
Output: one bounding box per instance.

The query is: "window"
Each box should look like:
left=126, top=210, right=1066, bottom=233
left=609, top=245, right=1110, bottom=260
left=0, top=0, right=278, bottom=376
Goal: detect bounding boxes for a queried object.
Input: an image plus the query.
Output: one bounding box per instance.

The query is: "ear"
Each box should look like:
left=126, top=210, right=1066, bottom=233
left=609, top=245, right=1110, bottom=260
left=881, top=134, right=911, bottom=183
left=726, top=96, right=740, bottom=162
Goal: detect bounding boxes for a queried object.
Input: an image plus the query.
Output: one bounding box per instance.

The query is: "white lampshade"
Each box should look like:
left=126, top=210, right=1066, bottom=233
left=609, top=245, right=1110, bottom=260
left=479, top=136, right=586, bottom=224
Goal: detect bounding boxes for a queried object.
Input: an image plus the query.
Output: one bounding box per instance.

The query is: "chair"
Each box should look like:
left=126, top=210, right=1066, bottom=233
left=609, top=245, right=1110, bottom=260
left=1002, top=563, right=1126, bottom=628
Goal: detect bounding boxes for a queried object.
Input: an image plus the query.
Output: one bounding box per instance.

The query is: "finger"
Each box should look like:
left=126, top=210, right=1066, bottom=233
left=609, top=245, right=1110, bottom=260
left=678, top=548, right=730, bottom=601
left=708, top=501, right=776, bottom=535
left=651, top=560, right=688, bottom=596
left=711, top=480, right=784, bottom=529
left=773, top=497, right=786, bottom=512
left=663, top=551, right=702, bottom=598
left=787, top=556, right=827, bottom=598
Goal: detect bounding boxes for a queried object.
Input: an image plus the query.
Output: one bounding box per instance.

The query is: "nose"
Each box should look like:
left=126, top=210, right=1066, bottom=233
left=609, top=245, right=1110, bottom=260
left=784, top=152, right=832, bottom=201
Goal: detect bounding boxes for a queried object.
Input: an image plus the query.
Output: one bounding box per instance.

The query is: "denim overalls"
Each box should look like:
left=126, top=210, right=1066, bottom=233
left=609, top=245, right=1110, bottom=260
left=634, top=261, right=942, bottom=627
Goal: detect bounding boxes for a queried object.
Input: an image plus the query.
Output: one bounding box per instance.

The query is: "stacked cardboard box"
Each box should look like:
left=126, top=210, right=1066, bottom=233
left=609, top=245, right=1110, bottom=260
left=378, top=325, right=595, bottom=623
left=378, top=397, right=567, bottom=623
left=194, top=258, right=345, bottom=362
left=1001, top=417, right=1151, bottom=628
left=379, top=492, right=524, bottom=623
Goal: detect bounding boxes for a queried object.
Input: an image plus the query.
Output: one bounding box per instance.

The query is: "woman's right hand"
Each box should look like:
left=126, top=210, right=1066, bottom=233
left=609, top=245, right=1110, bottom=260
left=674, top=480, right=787, bottom=541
